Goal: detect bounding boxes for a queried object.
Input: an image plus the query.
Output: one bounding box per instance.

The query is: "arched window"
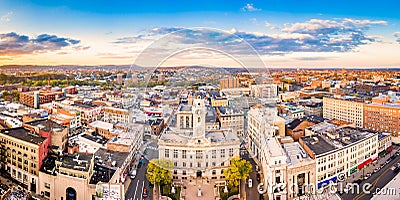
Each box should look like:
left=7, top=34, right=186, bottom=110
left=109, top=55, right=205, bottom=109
left=66, top=187, right=76, bottom=200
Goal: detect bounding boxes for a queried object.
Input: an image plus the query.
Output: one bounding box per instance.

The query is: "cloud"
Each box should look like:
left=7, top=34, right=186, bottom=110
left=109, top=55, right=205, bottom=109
left=394, top=32, right=400, bottom=43
left=0, top=32, right=81, bottom=56
left=113, top=18, right=386, bottom=56
left=241, top=3, right=261, bottom=12
left=0, top=12, right=13, bottom=22
left=265, top=22, right=277, bottom=30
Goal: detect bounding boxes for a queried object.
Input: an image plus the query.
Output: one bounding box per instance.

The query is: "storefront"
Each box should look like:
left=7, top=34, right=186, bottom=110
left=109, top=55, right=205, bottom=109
left=349, top=166, right=358, bottom=174
left=358, top=158, right=372, bottom=169
left=317, top=176, right=337, bottom=188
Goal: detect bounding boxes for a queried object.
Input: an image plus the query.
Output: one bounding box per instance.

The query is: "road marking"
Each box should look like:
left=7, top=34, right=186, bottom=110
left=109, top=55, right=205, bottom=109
left=133, top=180, right=139, bottom=200
left=139, top=181, right=145, bottom=200
left=354, top=158, right=398, bottom=200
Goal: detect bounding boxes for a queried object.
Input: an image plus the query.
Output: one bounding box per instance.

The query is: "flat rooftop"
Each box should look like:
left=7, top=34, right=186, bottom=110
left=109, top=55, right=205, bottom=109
left=89, top=120, right=113, bottom=130
left=0, top=127, right=46, bottom=145
left=25, top=119, right=66, bottom=132
left=302, top=127, right=377, bottom=156
left=80, top=133, right=109, bottom=145
left=217, top=106, right=243, bottom=115
left=58, top=153, right=93, bottom=172
left=72, top=102, right=98, bottom=109
left=301, top=135, right=336, bottom=155
left=178, top=104, right=192, bottom=112
left=94, top=148, right=129, bottom=169
left=266, top=137, right=286, bottom=158
left=283, top=142, right=312, bottom=165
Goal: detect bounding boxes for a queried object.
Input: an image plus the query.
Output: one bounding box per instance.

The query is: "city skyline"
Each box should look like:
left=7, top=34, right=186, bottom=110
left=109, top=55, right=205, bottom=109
left=1, top=0, right=400, bottom=67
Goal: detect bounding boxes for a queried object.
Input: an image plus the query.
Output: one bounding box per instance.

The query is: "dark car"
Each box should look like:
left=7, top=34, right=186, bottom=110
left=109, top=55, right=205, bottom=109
left=353, top=179, right=362, bottom=184
left=143, top=188, right=148, bottom=198
left=256, top=174, right=261, bottom=181
left=149, top=183, right=154, bottom=188
left=137, top=162, right=142, bottom=168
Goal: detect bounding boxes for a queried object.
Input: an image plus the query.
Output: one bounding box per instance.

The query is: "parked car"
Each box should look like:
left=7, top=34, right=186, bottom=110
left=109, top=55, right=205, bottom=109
left=364, top=173, right=371, bottom=180
left=137, top=162, right=142, bottom=168
left=130, top=169, right=137, bottom=179
left=256, top=174, right=261, bottom=181
left=374, top=167, right=381, bottom=173
left=248, top=179, right=253, bottom=188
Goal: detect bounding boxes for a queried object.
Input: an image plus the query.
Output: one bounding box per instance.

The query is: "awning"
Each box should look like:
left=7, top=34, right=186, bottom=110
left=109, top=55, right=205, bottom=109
left=318, top=176, right=337, bottom=188
left=358, top=158, right=372, bottom=169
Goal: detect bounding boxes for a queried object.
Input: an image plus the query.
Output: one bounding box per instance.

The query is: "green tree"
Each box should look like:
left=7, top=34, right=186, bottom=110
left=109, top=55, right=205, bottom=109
left=223, top=156, right=252, bottom=187
left=146, top=159, right=173, bottom=186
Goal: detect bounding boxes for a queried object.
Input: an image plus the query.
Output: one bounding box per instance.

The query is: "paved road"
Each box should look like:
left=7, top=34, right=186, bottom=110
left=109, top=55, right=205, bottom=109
left=241, top=146, right=263, bottom=200
left=125, top=158, right=151, bottom=200
left=125, top=141, right=159, bottom=200
left=340, top=154, right=400, bottom=200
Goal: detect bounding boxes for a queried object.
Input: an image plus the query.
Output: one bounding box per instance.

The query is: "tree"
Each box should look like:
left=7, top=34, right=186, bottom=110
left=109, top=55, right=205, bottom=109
left=223, top=156, right=252, bottom=187
left=146, top=159, right=173, bottom=186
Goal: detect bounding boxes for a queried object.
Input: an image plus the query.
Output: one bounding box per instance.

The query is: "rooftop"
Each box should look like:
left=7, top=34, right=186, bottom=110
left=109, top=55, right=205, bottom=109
left=71, top=102, right=98, bottom=109
left=89, top=120, right=113, bottom=130
left=283, top=142, right=312, bottom=165
left=302, top=127, right=377, bottom=156
left=0, top=127, right=46, bottom=144
left=178, top=104, right=192, bottom=112
left=80, top=133, right=109, bottom=145
left=58, top=153, right=93, bottom=172
left=94, top=148, right=129, bottom=169
left=217, top=106, right=243, bottom=115
left=25, top=119, right=66, bottom=132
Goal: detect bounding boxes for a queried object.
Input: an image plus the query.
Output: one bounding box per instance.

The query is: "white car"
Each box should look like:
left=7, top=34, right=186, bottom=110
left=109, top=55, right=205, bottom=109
left=130, top=169, right=137, bottom=179
left=248, top=179, right=253, bottom=188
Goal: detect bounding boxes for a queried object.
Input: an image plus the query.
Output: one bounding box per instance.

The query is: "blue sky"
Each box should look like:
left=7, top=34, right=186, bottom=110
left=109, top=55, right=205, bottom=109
left=0, top=0, right=400, bottom=67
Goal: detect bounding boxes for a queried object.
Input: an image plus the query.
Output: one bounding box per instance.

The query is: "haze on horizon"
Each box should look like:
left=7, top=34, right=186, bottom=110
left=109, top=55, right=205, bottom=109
left=1, top=0, right=400, bottom=68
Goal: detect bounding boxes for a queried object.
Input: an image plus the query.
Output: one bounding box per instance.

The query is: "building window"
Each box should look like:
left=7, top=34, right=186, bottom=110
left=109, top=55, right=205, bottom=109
left=182, top=150, right=187, bottom=159
left=165, top=149, right=169, bottom=158
left=174, top=162, right=177, bottom=167
left=196, top=150, right=203, bottom=159
left=45, top=183, right=50, bottom=189
left=174, top=170, right=177, bottom=175
left=173, top=150, right=178, bottom=158
left=220, top=149, right=225, bottom=158
left=182, top=162, right=186, bottom=167
left=229, top=148, right=234, bottom=157
left=182, top=170, right=186, bottom=175
left=212, top=150, right=216, bottom=159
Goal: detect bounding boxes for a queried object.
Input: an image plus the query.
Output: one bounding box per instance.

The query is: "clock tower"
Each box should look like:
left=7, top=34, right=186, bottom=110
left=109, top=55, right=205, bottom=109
left=192, top=96, right=206, bottom=138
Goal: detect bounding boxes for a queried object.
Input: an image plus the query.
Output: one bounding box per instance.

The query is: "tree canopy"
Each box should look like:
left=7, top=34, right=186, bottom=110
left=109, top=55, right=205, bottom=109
left=146, top=159, right=173, bottom=186
left=223, top=156, right=252, bottom=187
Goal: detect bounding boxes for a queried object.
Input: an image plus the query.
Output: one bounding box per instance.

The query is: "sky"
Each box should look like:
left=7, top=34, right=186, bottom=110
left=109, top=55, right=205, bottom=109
left=0, top=0, right=400, bottom=68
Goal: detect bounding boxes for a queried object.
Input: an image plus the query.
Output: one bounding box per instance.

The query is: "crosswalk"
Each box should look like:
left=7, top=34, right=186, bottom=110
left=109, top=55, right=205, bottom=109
left=146, top=146, right=158, bottom=151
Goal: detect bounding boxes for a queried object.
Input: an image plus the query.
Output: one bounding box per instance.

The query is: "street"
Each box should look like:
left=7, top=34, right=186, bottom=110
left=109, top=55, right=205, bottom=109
left=125, top=158, right=151, bottom=200
left=340, top=152, right=400, bottom=200
left=241, top=145, right=263, bottom=200
left=125, top=140, right=159, bottom=200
